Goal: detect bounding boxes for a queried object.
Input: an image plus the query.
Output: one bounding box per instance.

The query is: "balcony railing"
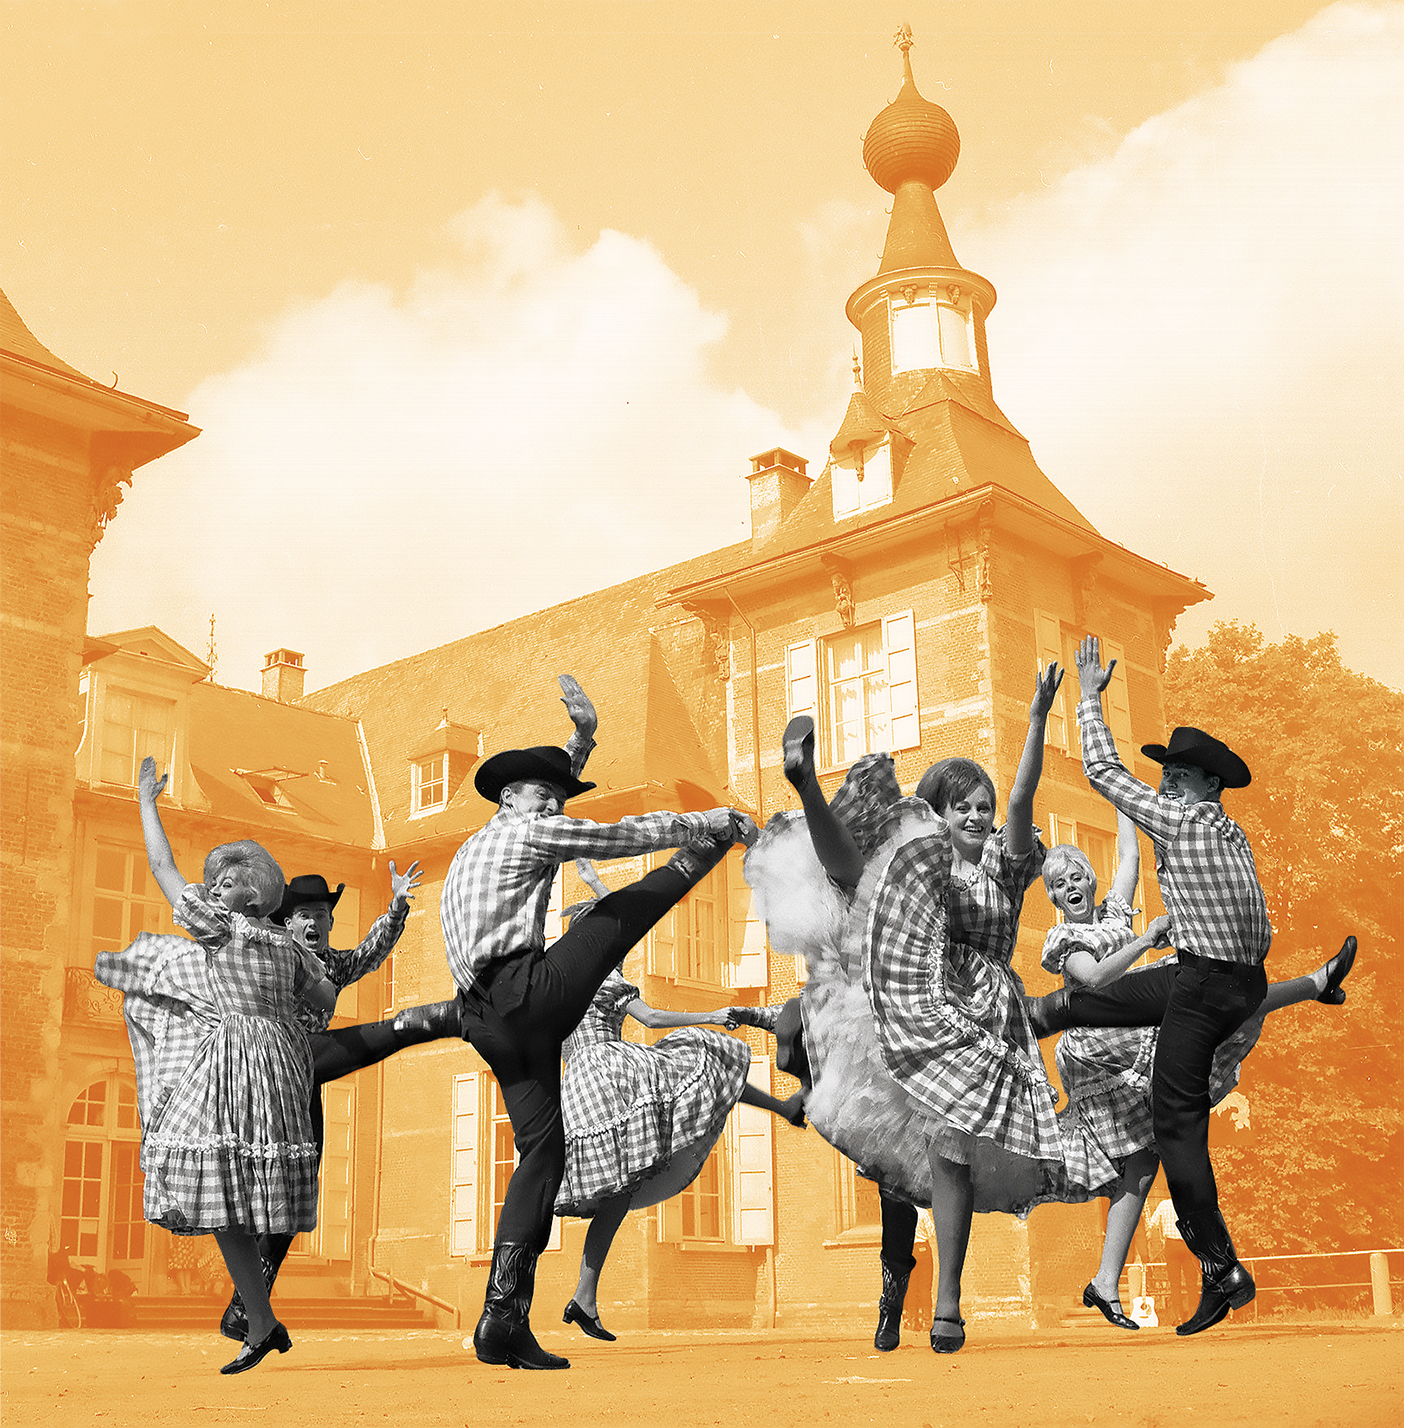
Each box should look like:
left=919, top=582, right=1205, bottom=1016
left=65, top=968, right=125, bottom=1024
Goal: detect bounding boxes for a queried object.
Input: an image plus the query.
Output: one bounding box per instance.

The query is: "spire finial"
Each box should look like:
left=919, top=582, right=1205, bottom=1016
left=852, top=351, right=863, bottom=387
left=894, top=22, right=915, bottom=85
left=205, top=613, right=217, bottom=681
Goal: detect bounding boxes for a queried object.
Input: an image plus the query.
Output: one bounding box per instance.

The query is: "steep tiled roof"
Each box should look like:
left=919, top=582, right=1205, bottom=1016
left=0, top=288, right=92, bottom=382
left=301, top=556, right=732, bottom=846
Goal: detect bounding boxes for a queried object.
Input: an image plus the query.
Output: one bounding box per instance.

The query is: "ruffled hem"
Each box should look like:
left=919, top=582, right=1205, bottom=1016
left=555, top=1031, right=750, bottom=1217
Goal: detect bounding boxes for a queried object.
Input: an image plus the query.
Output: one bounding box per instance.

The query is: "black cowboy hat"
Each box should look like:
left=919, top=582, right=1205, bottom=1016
left=272, top=873, right=346, bottom=925
left=1141, top=727, right=1251, bottom=789
left=473, top=745, right=597, bottom=805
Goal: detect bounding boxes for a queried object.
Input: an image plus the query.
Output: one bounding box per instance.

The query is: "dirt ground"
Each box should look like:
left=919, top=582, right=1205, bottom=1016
left=4, top=1318, right=1400, bottom=1428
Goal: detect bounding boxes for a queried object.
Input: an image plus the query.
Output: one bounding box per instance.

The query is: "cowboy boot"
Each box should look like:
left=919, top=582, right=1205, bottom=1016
left=874, top=1252, right=914, bottom=1352
left=219, top=1250, right=282, bottom=1342
left=1022, top=988, right=1071, bottom=1041
left=1175, top=1208, right=1255, bottom=1336
left=392, top=998, right=463, bottom=1045
left=472, top=1242, right=569, bottom=1370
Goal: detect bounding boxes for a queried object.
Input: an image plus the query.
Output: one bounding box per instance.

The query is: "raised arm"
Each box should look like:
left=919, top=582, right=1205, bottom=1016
left=1108, top=810, right=1141, bottom=907
left=528, top=807, right=759, bottom=863
left=1006, top=663, right=1064, bottom=857
left=625, top=999, right=740, bottom=1031
left=1075, top=637, right=1182, bottom=846
left=322, top=860, right=422, bottom=989
left=137, top=756, right=189, bottom=908
left=559, top=674, right=598, bottom=778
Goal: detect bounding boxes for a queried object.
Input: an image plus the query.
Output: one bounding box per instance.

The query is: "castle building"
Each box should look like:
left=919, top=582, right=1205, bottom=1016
left=1, top=293, right=198, bottom=1324
left=4, top=38, right=1209, bottom=1330
left=300, top=39, right=1208, bottom=1331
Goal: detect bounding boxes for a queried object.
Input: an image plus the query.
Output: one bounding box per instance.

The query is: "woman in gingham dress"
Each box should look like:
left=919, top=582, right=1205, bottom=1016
left=1040, top=810, right=1339, bottom=1329
left=95, top=757, right=337, bottom=1375
left=748, top=664, right=1067, bottom=1353
left=555, top=900, right=805, bottom=1341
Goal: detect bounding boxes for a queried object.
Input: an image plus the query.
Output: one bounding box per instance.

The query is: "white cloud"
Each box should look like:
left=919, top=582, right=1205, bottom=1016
left=963, top=1, right=1404, bottom=683
left=89, top=194, right=816, bottom=690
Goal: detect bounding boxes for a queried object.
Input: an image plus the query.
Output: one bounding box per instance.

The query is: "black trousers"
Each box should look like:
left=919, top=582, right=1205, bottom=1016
left=459, top=864, right=695, bottom=1254
left=879, top=1191, right=919, bottom=1268
left=254, top=1016, right=434, bottom=1267
left=1065, top=957, right=1267, bottom=1218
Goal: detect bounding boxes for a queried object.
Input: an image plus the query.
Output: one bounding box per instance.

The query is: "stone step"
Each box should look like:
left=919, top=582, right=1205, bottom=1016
left=127, top=1294, right=440, bottom=1330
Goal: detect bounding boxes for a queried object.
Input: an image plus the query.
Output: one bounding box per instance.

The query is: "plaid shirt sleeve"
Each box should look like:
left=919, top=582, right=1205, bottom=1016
left=523, top=809, right=717, bottom=861
left=1078, top=697, right=1185, bottom=850
left=321, top=900, right=409, bottom=992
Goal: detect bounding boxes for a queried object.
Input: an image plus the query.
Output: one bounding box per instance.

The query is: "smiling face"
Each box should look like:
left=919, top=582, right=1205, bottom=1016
left=285, top=901, right=335, bottom=955
left=209, top=867, right=259, bottom=913
left=500, top=780, right=570, bottom=817
left=1045, top=853, right=1098, bottom=924
left=1158, top=760, right=1222, bottom=807
left=939, top=784, right=996, bottom=864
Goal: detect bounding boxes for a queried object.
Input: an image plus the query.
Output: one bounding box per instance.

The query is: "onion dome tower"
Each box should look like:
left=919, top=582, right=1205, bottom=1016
left=845, top=26, right=998, bottom=414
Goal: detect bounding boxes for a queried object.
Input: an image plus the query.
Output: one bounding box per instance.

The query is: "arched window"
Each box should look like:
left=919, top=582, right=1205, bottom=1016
left=60, top=1075, right=144, bottom=1273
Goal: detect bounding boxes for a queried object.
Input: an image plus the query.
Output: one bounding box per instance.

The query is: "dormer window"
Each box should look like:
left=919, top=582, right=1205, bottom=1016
left=99, top=689, right=175, bottom=787
left=889, top=284, right=978, bottom=376
left=407, top=715, right=481, bottom=818
left=236, top=768, right=298, bottom=812
left=832, top=440, right=893, bottom=521
left=412, top=755, right=448, bottom=814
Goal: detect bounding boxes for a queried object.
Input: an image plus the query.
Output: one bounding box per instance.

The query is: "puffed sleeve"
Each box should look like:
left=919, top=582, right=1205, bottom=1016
left=1040, top=923, right=1087, bottom=977
left=986, top=824, right=1047, bottom=899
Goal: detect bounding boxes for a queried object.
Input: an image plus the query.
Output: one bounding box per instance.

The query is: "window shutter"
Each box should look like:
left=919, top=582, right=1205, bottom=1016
left=450, top=1073, right=481, bottom=1256
left=315, top=1083, right=356, bottom=1259
left=1033, top=611, right=1067, bottom=750
left=1101, top=638, right=1134, bottom=766
left=882, top=609, right=919, bottom=751
left=728, top=1056, right=775, bottom=1246
left=543, top=867, right=564, bottom=947
left=658, top=1189, right=684, bottom=1243
left=648, top=903, right=678, bottom=979
left=725, top=855, right=768, bottom=989
left=785, top=639, right=818, bottom=724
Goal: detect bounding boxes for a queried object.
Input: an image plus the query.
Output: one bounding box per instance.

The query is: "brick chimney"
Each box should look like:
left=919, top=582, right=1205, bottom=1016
left=261, top=648, right=306, bottom=702
left=745, top=447, right=810, bottom=545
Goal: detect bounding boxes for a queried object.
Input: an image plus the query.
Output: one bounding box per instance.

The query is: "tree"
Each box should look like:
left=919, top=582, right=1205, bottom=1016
left=1164, top=622, right=1403, bottom=1268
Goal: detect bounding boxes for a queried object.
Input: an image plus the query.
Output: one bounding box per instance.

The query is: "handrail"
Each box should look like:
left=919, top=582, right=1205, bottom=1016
left=367, top=1264, right=461, bottom=1329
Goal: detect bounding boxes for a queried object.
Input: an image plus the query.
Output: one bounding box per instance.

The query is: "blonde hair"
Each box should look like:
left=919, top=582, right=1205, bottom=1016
left=1042, top=843, right=1097, bottom=898
left=202, top=841, right=285, bottom=917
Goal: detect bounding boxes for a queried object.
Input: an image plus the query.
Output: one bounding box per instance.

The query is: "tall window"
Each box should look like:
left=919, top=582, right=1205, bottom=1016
left=450, top=1072, right=562, bottom=1257
left=412, top=755, right=447, bottom=814
left=1033, top=612, right=1134, bottom=763
left=99, top=690, right=174, bottom=787
left=835, top=1154, right=884, bottom=1235
left=889, top=290, right=978, bottom=375
left=90, top=843, right=171, bottom=956
left=60, top=1077, right=144, bottom=1272
left=679, top=1149, right=725, bottom=1242
left=786, top=611, right=919, bottom=770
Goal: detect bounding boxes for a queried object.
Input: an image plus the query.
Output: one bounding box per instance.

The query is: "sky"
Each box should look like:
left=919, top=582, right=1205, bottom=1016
left=5, top=0, right=1401, bottom=692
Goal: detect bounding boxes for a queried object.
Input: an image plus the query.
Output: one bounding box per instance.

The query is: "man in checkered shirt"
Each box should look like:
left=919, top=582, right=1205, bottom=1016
left=1024, top=636, right=1355, bottom=1336
left=444, top=694, right=756, bottom=1371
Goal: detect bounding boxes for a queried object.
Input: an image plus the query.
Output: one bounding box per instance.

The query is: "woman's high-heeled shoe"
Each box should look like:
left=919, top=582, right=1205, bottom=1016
left=782, top=715, right=816, bottom=793
left=219, top=1321, right=291, bottom=1375
left=1317, top=935, right=1357, bottom=1004
left=1083, top=1282, right=1139, bottom=1330
left=563, top=1299, right=616, bottom=1342
left=930, top=1315, right=966, bottom=1354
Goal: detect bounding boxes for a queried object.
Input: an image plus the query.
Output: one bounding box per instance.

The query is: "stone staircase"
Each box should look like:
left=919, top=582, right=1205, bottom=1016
left=129, top=1290, right=440, bottom=1330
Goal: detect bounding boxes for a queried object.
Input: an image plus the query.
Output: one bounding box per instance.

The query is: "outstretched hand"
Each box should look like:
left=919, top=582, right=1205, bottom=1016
left=558, top=674, right=598, bottom=740
left=1029, top=662, right=1065, bottom=723
left=389, top=859, right=422, bottom=905
left=138, top=756, right=169, bottom=804
left=1146, top=914, right=1173, bottom=947
left=1075, top=635, right=1116, bottom=698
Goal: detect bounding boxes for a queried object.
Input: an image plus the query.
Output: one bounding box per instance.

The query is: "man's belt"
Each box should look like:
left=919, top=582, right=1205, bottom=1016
left=1177, top=949, right=1264, bottom=983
